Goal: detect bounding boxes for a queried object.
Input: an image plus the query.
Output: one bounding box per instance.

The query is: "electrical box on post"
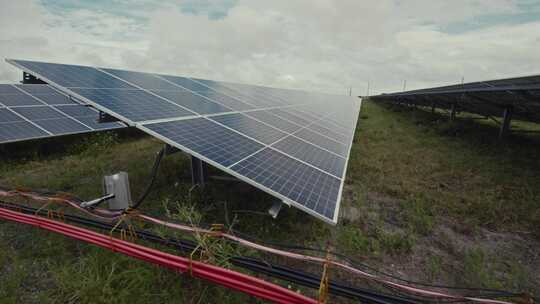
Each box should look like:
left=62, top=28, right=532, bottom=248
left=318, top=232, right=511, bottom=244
left=103, top=172, right=132, bottom=210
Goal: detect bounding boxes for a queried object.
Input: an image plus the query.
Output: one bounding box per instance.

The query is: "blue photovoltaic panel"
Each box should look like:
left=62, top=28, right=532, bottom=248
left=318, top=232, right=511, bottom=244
left=268, top=108, right=311, bottom=126
left=0, top=85, right=21, bottom=94
left=308, top=122, right=350, bottom=144
left=231, top=148, right=341, bottom=220
left=103, top=69, right=186, bottom=91
left=0, top=93, right=44, bottom=106
left=295, top=128, right=349, bottom=157
left=143, top=118, right=264, bottom=167
left=245, top=110, right=303, bottom=134
left=151, top=90, right=232, bottom=115
left=54, top=104, right=96, bottom=117
left=33, top=117, right=90, bottom=135
left=158, top=75, right=214, bottom=92
left=12, top=106, right=65, bottom=121
left=15, top=84, right=59, bottom=94
left=70, top=88, right=196, bottom=122
left=30, top=93, right=76, bottom=105
left=272, top=136, right=346, bottom=178
left=0, top=121, right=49, bottom=143
left=10, top=60, right=135, bottom=89
left=0, top=108, right=23, bottom=123
left=195, top=90, right=254, bottom=111
left=209, top=113, right=287, bottom=145
left=0, top=84, right=125, bottom=144
left=8, top=59, right=362, bottom=224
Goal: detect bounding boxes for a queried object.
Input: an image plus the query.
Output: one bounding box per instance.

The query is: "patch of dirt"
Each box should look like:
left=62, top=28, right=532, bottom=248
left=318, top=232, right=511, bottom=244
left=340, top=190, right=540, bottom=296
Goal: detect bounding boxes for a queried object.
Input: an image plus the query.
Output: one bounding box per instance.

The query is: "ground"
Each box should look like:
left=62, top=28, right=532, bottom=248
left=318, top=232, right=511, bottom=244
left=0, top=101, right=539, bottom=303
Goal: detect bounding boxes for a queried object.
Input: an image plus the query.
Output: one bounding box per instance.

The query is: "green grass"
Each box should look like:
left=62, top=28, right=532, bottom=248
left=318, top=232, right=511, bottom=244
left=1, top=101, right=539, bottom=302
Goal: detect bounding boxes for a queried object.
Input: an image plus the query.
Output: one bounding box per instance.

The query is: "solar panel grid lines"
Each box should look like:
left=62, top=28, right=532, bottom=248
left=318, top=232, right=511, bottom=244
left=2, top=106, right=53, bottom=136
left=10, top=86, right=92, bottom=131
left=271, top=136, right=347, bottom=178
left=95, top=68, right=201, bottom=117
left=143, top=118, right=264, bottom=167
left=6, top=59, right=362, bottom=224
left=230, top=148, right=341, bottom=222
left=0, top=83, right=125, bottom=144
left=208, top=113, right=288, bottom=145
left=186, top=78, right=266, bottom=108
left=223, top=111, right=346, bottom=181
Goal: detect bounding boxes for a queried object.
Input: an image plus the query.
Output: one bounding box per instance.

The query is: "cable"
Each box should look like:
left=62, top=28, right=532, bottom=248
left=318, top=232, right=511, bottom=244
left=131, top=146, right=166, bottom=209
left=0, top=189, right=524, bottom=303
left=0, top=200, right=422, bottom=304
left=0, top=206, right=317, bottom=304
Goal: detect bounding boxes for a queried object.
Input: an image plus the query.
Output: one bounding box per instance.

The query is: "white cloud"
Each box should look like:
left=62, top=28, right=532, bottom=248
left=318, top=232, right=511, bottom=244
left=0, top=0, right=539, bottom=95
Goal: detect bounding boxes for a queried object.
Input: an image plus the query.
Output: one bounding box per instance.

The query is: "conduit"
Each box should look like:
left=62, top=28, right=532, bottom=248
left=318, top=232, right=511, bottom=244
left=0, top=206, right=317, bottom=304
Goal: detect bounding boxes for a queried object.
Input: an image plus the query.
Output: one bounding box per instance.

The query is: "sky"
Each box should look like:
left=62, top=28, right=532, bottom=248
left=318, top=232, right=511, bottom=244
left=0, top=0, right=539, bottom=95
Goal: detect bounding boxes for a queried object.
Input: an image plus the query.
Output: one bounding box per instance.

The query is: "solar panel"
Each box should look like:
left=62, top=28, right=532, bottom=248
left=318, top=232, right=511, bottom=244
left=371, top=75, right=540, bottom=123
left=7, top=59, right=362, bottom=224
left=0, top=84, right=124, bottom=144
left=209, top=113, right=287, bottom=145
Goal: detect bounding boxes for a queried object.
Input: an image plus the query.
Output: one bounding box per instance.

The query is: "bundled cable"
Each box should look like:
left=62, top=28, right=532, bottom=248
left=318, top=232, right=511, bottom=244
left=0, top=188, right=526, bottom=304
left=0, top=200, right=421, bottom=304
left=0, top=206, right=317, bottom=304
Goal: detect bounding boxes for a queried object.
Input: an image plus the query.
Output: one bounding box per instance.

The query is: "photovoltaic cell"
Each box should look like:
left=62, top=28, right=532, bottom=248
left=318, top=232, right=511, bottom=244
left=70, top=88, right=196, bottom=122
left=103, top=69, right=187, bottom=91
left=195, top=90, right=254, bottom=111
left=272, top=136, right=346, bottom=178
left=0, top=93, right=44, bottom=106
left=10, top=60, right=135, bottom=89
left=151, top=90, right=232, bottom=115
left=245, top=110, right=303, bottom=134
left=268, top=108, right=311, bottom=126
left=30, top=93, right=76, bottom=105
left=0, top=85, right=21, bottom=94
left=295, top=128, right=349, bottom=157
left=12, top=106, right=65, bottom=121
left=231, top=148, right=341, bottom=220
left=15, top=84, right=59, bottom=94
left=308, top=122, right=350, bottom=144
left=0, top=108, right=23, bottom=123
left=158, top=75, right=213, bottom=92
left=33, top=117, right=91, bottom=135
left=209, top=113, right=287, bottom=145
left=0, top=121, right=49, bottom=143
left=143, top=118, right=264, bottom=167
left=0, top=84, right=125, bottom=144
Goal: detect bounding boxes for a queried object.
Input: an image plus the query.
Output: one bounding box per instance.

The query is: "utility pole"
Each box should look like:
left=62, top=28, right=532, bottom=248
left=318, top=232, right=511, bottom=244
left=366, top=80, right=370, bottom=97
left=402, top=80, right=407, bottom=92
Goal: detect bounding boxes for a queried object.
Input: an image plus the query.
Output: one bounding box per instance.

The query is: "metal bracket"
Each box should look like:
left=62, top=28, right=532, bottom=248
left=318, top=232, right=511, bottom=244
left=268, top=200, right=286, bottom=219
left=191, top=156, right=208, bottom=187
left=98, top=111, right=120, bottom=123
left=21, top=72, right=46, bottom=84
left=164, top=144, right=180, bottom=155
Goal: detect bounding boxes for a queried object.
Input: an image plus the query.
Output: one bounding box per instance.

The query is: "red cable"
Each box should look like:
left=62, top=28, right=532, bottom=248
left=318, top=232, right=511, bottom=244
left=0, top=207, right=317, bottom=304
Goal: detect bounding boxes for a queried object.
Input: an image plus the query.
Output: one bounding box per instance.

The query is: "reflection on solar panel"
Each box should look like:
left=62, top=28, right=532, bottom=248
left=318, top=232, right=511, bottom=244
left=0, top=84, right=124, bottom=144
left=7, top=59, right=361, bottom=224
left=371, top=75, right=540, bottom=123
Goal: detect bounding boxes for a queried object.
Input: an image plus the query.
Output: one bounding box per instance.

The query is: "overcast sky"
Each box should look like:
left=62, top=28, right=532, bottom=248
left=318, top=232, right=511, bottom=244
left=1, top=0, right=539, bottom=95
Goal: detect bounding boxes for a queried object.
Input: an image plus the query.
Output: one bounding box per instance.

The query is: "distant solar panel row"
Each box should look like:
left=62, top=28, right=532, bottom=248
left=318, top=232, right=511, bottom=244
left=7, top=59, right=361, bottom=224
left=0, top=84, right=124, bottom=144
left=371, top=75, right=540, bottom=123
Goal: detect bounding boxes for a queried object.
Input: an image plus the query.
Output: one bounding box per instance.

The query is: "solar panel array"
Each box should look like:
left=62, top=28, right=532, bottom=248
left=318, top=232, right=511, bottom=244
left=371, top=75, right=540, bottom=123
left=0, top=84, right=124, bottom=144
left=7, top=59, right=361, bottom=224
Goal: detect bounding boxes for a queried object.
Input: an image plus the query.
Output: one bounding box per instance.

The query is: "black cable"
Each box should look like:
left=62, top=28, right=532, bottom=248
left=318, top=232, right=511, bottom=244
left=130, top=147, right=166, bottom=210
left=0, top=185, right=521, bottom=299
left=0, top=200, right=425, bottom=304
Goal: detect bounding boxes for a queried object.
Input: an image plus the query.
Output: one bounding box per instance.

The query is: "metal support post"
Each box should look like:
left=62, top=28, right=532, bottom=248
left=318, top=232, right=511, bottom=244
left=191, top=156, right=208, bottom=186
left=499, top=106, right=513, bottom=139
left=450, top=102, right=457, bottom=121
